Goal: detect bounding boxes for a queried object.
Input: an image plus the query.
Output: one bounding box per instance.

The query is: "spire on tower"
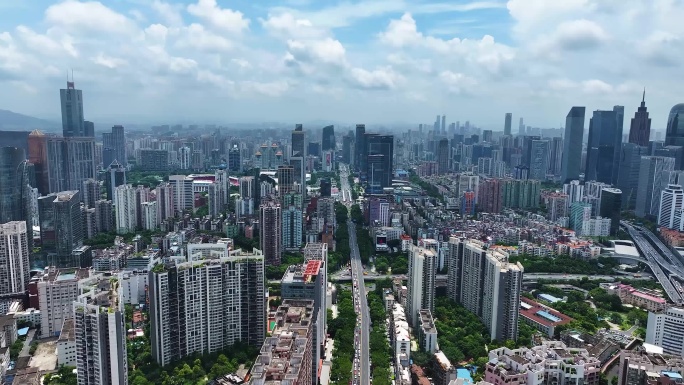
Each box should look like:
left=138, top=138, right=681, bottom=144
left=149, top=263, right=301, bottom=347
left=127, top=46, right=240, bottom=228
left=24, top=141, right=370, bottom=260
left=642, top=87, right=645, bottom=103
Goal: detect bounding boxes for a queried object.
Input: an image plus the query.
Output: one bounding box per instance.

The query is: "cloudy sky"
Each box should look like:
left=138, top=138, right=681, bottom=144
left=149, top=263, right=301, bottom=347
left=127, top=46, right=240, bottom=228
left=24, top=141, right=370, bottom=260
left=0, top=0, right=682, bottom=129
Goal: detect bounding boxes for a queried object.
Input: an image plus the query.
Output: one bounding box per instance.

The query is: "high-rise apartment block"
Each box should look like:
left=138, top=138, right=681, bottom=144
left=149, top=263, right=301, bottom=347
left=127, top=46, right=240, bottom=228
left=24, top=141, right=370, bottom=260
left=282, top=193, right=303, bottom=250
left=115, top=184, right=137, bottom=234
left=447, top=238, right=523, bottom=341
left=260, top=200, right=282, bottom=265
left=407, top=245, right=437, bottom=327
left=281, top=245, right=328, bottom=384
left=155, top=182, right=174, bottom=224
left=249, top=299, right=314, bottom=385
left=73, top=275, right=128, bottom=385
left=646, top=306, right=684, bottom=357
left=149, top=247, right=265, bottom=366
left=659, top=185, right=684, bottom=230
left=0, top=222, right=29, bottom=297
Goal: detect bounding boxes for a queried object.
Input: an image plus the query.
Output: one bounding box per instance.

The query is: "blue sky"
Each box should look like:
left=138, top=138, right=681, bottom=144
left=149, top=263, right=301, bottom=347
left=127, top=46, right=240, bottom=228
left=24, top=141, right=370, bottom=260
left=0, top=0, right=683, bottom=129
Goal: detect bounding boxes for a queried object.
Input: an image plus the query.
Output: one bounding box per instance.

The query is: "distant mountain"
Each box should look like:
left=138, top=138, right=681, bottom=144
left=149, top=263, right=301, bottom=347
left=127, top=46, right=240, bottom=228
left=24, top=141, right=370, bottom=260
left=0, top=109, right=59, bottom=131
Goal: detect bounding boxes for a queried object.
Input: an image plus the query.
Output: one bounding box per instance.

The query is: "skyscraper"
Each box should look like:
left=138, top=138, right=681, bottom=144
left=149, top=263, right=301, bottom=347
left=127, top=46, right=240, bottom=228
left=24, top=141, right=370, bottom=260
left=64, top=137, right=96, bottom=191
left=504, top=113, right=512, bottom=136
left=260, top=200, right=282, bottom=265
left=38, top=190, right=84, bottom=267
left=518, top=117, right=525, bottom=135
left=354, top=124, right=366, bottom=171
left=322, top=125, right=335, bottom=151
left=0, top=147, right=33, bottom=227
left=658, top=184, right=684, bottom=230
left=447, top=238, right=523, bottom=342
left=0, top=221, right=29, bottom=296
left=636, top=156, right=675, bottom=218
left=60, top=80, right=85, bottom=137
left=228, top=144, right=241, bottom=172
left=549, top=137, right=563, bottom=177
left=282, top=192, right=303, bottom=250
left=28, top=130, right=50, bottom=195
left=529, top=140, right=549, bottom=180
left=366, top=135, right=394, bottom=194
left=149, top=247, right=265, bottom=366
left=628, top=90, right=652, bottom=147
left=568, top=119, right=591, bottom=182
left=342, top=133, right=353, bottom=164
left=292, top=124, right=307, bottom=157
left=585, top=108, right=623, bottom=184
left=616, top=143, right=648, bottom=209
left=407, top=244, right=437, bottom=327
left=73, top=276, right=128, bottom=385
left=599, top=188, right=622, bottom=236
left=441, top=115, right=446, bottom=133
left=155, top=182, right=174, bottom=224
left=436, top=138, right=449, bottom=175
left=103, top=125, right=126, bottom=167
left=81, top=179, right=99, bottom=209
left=665, top=103, right=684, bottom=148
left=276, top=165, right=295, bottom=197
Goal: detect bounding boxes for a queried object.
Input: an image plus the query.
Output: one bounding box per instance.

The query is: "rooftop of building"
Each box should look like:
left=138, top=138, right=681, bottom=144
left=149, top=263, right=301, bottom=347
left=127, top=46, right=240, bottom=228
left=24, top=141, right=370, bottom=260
left=434, top=351, right=453, bottom=371
left=520, top=297, right=574, bottom=327
left=39, top=267, right=89, bottom=283
left=79, top=275, right=121, bottom=310
left=281, top=260, right=322, bottom=285
left=419, top=309, right=437, bottom=334
left=621, top=349, right=684, bottom=369
left=488, top=341, right=600, bottom=374
left=250, top=300, right=314, bottom=383
left=58, top=318, right=75, bottom=342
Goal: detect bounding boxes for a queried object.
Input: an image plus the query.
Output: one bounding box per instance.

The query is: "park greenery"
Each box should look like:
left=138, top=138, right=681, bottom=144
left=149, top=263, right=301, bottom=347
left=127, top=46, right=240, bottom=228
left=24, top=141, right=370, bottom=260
left=374, top=254, right=408, bottom=274
left=367, top=285, right=394, bottom=385
left=44, top=366, right=78, bottom=385
left=433, top=297, right=536, bottom=378
left=124, top=305, right=258, bottom=385
left=350, top=204, right=365, bottom=224
left=328, top=289, right=356, bottom=385
left=508, top=254, right=620, bottom=275
left=356, top=226, right=373, bottom=265
left=265, top=252, right=305, bottom=280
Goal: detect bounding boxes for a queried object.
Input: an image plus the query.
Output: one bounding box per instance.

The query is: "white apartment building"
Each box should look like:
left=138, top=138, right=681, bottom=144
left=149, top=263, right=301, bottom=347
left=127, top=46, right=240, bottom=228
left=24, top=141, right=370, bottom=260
left=658, top=184, right=684, bottom=230
left=407, top=245, right=437, bottom=327
left=115, top=184, right=137, bottom=234
left=486, top=341, right=601, bottom=385
left=57, top=318, right=76, bottom=367
left=149, top=248, right=265, bottom=366
left=0, top=221, right=29, bottom=297
left=73, top=276, right=127, bottom=385
left=120, top=271, right=148, bottom=305
left=141, top=201, right=158, bottom=231
left=646, top=307, right=684, bottom=357
left=37, top=267, right=89, bottom=338
left=448, top=237, right=523, bottom=342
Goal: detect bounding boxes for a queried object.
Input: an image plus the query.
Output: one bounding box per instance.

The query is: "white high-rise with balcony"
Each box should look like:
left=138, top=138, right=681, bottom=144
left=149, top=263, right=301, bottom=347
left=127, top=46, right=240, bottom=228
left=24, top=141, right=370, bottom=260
left=407, top=245, right=437, bottom=327
left=658, top=184, right=684, bottom=230
left=0, top=222, right=29, bottom=297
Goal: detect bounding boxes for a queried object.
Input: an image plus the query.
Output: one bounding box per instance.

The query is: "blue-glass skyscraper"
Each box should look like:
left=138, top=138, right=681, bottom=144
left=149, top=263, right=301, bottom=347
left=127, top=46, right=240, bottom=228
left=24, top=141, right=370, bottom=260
left=585, top=106, right=624, bottom=184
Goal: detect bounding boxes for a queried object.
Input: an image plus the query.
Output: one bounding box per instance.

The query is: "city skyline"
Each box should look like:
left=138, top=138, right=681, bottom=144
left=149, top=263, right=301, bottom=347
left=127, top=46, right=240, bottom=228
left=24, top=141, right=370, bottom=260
left=0, top=0, right=683, bottom=128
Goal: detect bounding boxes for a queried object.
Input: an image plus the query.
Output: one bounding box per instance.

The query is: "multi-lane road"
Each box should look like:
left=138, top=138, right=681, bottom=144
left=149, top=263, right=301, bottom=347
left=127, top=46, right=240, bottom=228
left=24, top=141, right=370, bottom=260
left=340, top=164, right=371, bottom=385
left=622, top=221, right=684, bottom=304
